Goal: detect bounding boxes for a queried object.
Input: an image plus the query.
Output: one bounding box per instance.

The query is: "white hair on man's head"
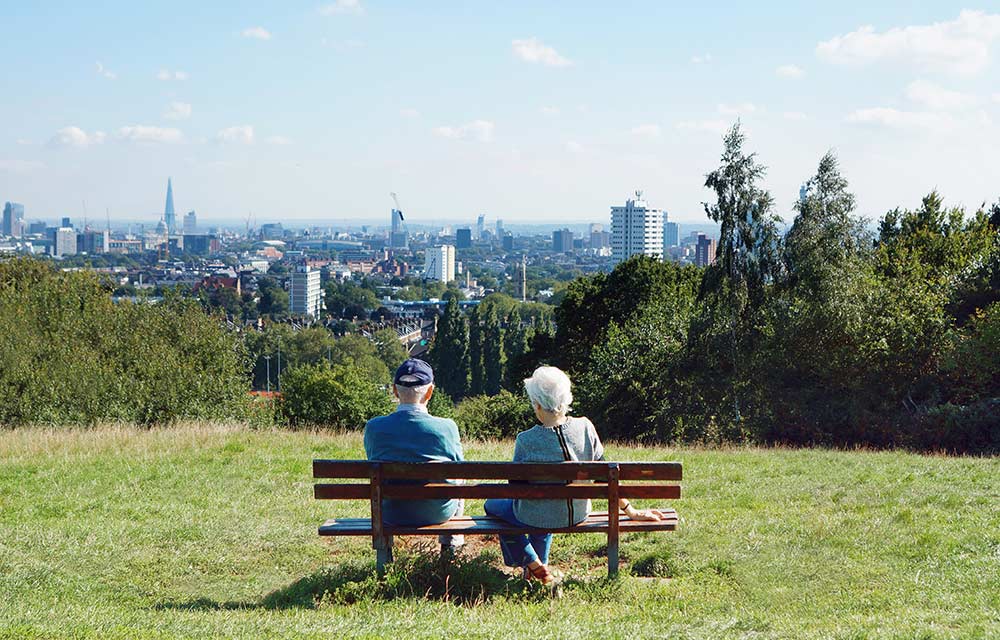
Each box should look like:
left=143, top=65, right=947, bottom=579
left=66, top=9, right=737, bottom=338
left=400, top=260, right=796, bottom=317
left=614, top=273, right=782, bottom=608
left=396, top=382, right=432, bottom=404
left=524, top=366, right=573, bottom=415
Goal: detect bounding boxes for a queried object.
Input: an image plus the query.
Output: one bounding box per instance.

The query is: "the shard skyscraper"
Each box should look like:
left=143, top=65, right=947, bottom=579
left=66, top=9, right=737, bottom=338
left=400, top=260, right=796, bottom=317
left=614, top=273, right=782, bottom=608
left=164, top=178, right=176, bottom=233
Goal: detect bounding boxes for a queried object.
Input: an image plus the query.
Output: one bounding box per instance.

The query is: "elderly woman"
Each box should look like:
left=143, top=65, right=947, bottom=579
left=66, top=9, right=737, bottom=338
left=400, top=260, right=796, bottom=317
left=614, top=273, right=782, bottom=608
left=484, top=366, right=665, bottom=584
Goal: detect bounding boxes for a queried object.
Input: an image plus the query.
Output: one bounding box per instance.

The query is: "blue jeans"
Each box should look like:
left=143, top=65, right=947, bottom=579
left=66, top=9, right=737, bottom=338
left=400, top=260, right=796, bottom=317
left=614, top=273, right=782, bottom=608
left=484, top=498, right=552, bottom=567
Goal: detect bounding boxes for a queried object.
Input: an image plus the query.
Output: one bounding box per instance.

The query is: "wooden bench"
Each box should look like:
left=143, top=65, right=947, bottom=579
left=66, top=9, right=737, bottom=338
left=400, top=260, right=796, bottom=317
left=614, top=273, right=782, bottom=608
left=312, top=460, right=682, bottom=577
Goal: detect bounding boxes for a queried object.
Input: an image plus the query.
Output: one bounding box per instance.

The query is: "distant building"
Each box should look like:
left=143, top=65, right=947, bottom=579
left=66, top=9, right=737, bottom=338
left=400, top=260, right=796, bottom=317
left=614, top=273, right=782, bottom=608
left=390, top=205, right=408, bottom=249
left=477, top=214, right=486, bottom=239
left=183, top=234, right=218, bottom=256
left=496, top=219, right=504, bottom=235
left=456, top=228, right=472, bottom=249
left=664, top=221, right=679, bottom=248
left=260, top=223, right=284, bottom=240
left=611, top=191, right=664, bottom=263
left=183, top=210, right=197, bottom=234
left=27, top=221, right=47, bottom=235
left=61, top=217, right=72, bottom=229
left=589, top=223, right=603, bottom=234
left=695, top=233, right=716, bottom=267
left=502, top=232, right=514, bottom=251
left=78, top=229, right=110, bottom=254
left=552, top=228, right=574, bottom=253
left=590, top=230, right=610, bottom=249
left=164, top=178, right=176, bottom=233
left=289, top=265, right=323, bottom=318
left=50, top=227, right=77, bottom=257
left=424, top=245, right=456, bottom=282
left=2, top=202, right=25, bottom=237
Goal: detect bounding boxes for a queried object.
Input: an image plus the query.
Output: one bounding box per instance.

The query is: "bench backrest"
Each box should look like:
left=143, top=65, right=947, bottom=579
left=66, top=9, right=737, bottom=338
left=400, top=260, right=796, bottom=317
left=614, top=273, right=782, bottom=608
left=313, top=460, right=682, bottom=502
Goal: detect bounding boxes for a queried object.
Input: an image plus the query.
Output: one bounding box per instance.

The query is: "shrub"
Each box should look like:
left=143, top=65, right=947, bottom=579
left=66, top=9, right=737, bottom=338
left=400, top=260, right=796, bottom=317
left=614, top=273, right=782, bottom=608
left=280, top=363, right=393, bottom=428
left=454, top=390, right=535, bottom=440
left=905, top=400, right=1000, bottom=454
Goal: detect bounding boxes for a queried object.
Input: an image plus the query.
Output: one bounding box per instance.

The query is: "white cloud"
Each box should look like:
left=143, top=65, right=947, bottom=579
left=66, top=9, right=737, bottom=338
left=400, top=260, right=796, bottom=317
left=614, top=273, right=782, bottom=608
left=242, top=27, right=272, bottom=40
left=0, top=159, right=45, bottom=172
left=817, top=10, right=1000, bottom=75
left=691, top=53, right=712, bottom=64
left=95, top=62, right=116, bottom=80
left=776, top=64, right=805, bottom=78
left=157, top=69, right=188, bottom=81
left=512, top=38, right=571, bottom=67
left=565, top=141, right=584, bottom=153
left=718, top=103, right=757, bottom=116
left=48, top=126, right=107, bottom=148
left=906, top=79, right=977, bottom=110
left=782, top=111, right=809, bottom=121
left=216, top=125, right=255, bottom=144
left=265, top=135, right=292, bottom=145
left=676, top=119, right=730, bottom=134
left=117, top=125, right=183, bottom=143
left=631, top=124, right=661, bottom=138
left=320, top=0, right=363, bottom=15
left=399, top=108, right=420, bottom=118
left=432, top=120, right=495, bottom=142
left=847, top=107, right=956, bottom=131
left=540, top=106, right=560, bottom=116
left=163, top=101, right=192, bottom=120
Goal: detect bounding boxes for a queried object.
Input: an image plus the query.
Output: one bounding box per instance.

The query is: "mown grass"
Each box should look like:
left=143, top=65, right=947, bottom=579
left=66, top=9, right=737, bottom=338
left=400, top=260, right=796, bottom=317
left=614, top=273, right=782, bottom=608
left=1, top=424, right=998, bottom=639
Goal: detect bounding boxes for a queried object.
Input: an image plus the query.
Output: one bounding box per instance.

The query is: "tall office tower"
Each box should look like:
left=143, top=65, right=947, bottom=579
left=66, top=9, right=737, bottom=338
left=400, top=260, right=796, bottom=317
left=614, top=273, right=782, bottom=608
left=552, top=228, right=574, bottom=253
left=695, top=233, right=716, bottom=267
left=164, top=178, right=176, bottom=233
left=183, top=210, right=197, bottom=234
left=424, top=245, right=456, bottom=282
left=50, top=227, right=78, bottom=257
left=611, top=191, right=664, bottom=263
left=456, top=228, right=472, bottom=249
left=289, top=265, right=323, bottom=318
left=2, top=202, right=25, bottom=237
left=664, top=221, right=679, bottom=248
left=496, top=219, right=504, bottom=235
left=476, top=214, right=486, bottom=239
left=502, top=232, right=514, bottom=251
left=390, top=205, right=408, bottom=248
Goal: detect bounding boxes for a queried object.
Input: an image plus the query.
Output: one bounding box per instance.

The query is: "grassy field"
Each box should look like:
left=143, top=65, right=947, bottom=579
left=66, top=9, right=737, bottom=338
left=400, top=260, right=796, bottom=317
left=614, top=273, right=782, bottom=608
left=1, top=425, right=997, bottom=639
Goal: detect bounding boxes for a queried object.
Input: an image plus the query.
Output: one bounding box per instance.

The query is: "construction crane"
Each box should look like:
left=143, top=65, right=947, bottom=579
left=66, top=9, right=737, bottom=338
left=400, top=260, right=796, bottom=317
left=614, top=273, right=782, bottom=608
left=390, top=192, right=404, bottom=221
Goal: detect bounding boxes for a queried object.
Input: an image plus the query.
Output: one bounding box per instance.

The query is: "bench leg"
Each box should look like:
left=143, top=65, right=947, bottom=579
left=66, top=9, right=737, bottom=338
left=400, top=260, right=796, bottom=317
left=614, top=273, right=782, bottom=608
left=607, top=536, right=620, bottom=578
left=375, top=535, right=394, bottom=575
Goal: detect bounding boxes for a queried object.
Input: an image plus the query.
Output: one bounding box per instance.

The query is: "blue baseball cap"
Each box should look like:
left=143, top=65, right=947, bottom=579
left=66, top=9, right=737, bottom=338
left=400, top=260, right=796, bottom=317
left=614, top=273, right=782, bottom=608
left=394, top=358, right=434, bottom=387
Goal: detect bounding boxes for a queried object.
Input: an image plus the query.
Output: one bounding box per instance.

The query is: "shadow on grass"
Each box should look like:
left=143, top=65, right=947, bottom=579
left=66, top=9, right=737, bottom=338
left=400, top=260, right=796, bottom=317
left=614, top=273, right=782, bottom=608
left=154, top=549, right=558, bottom=611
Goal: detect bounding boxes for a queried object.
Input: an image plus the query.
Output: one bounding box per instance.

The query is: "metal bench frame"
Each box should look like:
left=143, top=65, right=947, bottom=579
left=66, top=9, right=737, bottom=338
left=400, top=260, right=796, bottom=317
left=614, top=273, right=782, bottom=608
left=313, top=460, right=682, bottom=577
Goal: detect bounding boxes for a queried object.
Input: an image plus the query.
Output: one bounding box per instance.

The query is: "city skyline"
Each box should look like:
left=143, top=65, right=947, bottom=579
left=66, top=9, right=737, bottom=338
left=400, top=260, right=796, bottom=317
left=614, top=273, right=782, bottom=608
left=2, top=3, right=1000, bottom=224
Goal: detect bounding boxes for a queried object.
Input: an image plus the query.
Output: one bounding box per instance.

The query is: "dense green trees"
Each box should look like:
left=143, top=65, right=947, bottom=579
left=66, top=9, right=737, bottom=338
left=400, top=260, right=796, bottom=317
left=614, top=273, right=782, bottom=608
left=0, top=259, right=249, bottom=425
left=280, top=363, right=392, bottom=428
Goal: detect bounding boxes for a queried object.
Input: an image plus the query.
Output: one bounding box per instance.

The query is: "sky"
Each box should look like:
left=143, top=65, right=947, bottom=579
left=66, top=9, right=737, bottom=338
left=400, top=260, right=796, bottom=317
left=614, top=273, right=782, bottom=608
left=2, top=2, right=1000, bottom=227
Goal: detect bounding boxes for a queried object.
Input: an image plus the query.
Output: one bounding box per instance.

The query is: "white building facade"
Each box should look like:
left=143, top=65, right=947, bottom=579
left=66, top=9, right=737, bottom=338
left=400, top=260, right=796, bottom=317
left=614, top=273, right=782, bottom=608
left=424, top=245, right=456, bottom=282
left=611, top=191, right=665, bottom=263
left=289, top=265, right=323, bottom=318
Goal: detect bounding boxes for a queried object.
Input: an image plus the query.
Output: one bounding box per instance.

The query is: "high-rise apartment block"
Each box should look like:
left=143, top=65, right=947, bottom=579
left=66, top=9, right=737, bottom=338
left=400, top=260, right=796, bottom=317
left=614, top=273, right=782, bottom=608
left=695, top=233, right=716, bottom=267
left=289, top=265, right=323, bottom=318
left=552, top=228, right=574, bottom=253
left=183, top=210, right=197, bottom=234
left=424, top=245, right=456, bottom=283
left=2, top=202, right=25, bottom=237
left=79, top=229, right=110, bottom=254
left=456, top=228, right=472, bottom=249
left=50, top=227, right=77, bottom=257
left=664, top=221, right=679, bottom=248
left=611, top=191, right=664, bottom=263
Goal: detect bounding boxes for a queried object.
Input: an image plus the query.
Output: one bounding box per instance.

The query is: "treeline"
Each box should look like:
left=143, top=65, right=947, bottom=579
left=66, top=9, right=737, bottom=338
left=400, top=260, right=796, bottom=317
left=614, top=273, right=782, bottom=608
left=430, top=125, right=1000, bottom=453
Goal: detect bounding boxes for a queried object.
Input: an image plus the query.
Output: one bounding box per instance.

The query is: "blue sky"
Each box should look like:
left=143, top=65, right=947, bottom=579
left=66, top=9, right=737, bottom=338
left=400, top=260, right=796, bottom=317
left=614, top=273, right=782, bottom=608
left=2, top=2, right=999, bottom=226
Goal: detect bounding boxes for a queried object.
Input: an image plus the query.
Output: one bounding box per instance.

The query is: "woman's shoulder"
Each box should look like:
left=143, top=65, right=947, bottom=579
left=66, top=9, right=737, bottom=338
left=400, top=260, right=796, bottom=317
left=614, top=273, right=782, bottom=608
left=515, top=424, right=544, bottom=440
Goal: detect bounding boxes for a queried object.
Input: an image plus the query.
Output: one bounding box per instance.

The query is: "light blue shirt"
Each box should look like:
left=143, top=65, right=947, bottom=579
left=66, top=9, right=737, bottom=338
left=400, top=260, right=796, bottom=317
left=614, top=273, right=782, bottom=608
left=363, top=403, right=464, bottom=526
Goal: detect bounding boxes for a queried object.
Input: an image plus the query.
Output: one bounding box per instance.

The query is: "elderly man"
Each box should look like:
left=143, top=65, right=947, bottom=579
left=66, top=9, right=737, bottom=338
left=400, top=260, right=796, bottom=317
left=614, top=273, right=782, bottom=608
left=363, top=358, right=464, bottom=552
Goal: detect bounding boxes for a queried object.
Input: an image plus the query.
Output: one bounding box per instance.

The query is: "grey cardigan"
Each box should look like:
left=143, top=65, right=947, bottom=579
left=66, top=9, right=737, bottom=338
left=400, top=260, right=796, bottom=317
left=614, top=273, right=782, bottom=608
left=511, top=416, right=605, bottom=529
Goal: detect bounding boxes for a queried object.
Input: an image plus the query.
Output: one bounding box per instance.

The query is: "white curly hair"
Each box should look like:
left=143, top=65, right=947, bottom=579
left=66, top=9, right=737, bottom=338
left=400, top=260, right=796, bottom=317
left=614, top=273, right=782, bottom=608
left=523, top=366, right=573, bottom=415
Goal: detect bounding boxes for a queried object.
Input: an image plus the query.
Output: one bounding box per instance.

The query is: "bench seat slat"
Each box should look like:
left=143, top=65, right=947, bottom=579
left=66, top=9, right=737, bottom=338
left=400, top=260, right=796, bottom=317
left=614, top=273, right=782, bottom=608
left=318, top=509, right=679, bottom=536
left=313, top=460, right=682, bottom=481
left=314, top=483, right=680, bottom=500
